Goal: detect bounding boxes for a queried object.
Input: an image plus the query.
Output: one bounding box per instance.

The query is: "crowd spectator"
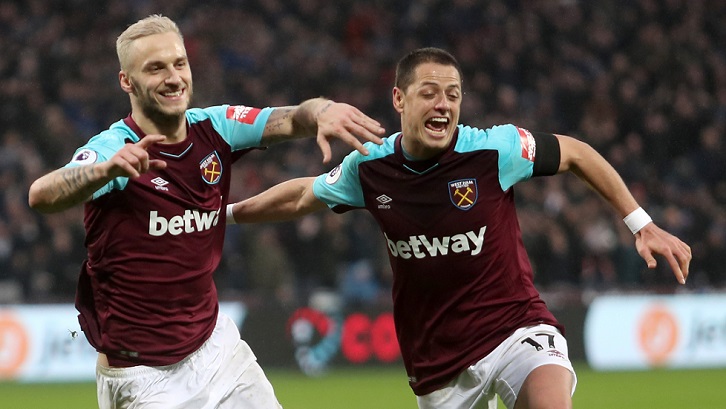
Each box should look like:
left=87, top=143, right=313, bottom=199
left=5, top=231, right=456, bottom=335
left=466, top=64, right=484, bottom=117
left=3, top=0, right=725, bottom=305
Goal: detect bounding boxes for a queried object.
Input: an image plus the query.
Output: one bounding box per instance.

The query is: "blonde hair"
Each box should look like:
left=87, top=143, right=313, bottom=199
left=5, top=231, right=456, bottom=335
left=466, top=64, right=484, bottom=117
left=116, top=14, right=183, bottom=71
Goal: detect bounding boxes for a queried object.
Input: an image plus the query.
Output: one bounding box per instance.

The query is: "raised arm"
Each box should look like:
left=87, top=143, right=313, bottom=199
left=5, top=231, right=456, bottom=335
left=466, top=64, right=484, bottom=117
left=228, top=177, right=327, bottom=224
left=555, top=134, right=692, bottom=284
left=260, top=97, right=385, bottom=163
left=28, top=134, right=167, bottom=213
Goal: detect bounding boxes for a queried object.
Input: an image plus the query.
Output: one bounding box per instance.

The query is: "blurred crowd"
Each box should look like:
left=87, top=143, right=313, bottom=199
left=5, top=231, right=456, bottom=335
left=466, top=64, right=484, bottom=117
left=1, top=0, right=724, bottom=307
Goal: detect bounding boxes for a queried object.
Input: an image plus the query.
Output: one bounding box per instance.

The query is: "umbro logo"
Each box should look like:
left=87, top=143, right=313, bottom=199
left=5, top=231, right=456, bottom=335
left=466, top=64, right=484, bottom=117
left=151, top=177, right=169, bottom=191
left=376, top=194, right=392, bottom=209
left=376, top=195, right=392, bottom=204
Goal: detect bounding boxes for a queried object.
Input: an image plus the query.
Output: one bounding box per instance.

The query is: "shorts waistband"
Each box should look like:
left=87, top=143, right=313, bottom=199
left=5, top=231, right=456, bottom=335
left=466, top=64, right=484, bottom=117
left=97, top=314, right=231, bottom=379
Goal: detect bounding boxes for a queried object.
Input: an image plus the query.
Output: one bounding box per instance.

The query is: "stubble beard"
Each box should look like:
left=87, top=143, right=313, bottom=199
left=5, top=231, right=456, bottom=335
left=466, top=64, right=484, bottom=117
left=142, top=100, right=186, bottom=130
left=134, top=79, right=193, bottom=131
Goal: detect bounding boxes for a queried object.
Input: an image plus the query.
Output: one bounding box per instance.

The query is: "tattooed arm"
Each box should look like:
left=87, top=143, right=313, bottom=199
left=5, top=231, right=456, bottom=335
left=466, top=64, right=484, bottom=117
left=261, top=97, right=385, bottom=163
left=28, top=135, right=167, bottom=213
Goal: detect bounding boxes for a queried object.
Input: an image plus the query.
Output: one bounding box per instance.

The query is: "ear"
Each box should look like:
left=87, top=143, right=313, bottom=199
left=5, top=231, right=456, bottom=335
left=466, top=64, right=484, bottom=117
left=119, top=71, right=134, bottom=94
left=392, top=87, right=404, bottom=114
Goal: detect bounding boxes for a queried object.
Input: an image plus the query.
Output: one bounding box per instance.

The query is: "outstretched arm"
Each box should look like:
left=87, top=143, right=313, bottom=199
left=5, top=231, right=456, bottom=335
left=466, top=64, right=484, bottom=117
left=555, top=134, right=692, bottom=284
left=28, top=135, right=167, bottom=213
left=260, top=97, right=385, bottom=163
left=228, top=177, right=327, bottom=224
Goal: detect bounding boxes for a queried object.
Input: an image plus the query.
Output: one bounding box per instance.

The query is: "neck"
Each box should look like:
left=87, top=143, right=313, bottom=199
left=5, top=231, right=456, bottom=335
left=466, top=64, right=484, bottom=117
left=132, top=111, right=187, bottom=143
left=401, top=137, right=441, bottom=161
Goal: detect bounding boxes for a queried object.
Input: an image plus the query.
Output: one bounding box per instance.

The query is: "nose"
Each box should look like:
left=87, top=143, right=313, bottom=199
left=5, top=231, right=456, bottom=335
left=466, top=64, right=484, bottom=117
left=434, top=93, right=450, bottom=111
left=165, top=67, right=182, bottom=85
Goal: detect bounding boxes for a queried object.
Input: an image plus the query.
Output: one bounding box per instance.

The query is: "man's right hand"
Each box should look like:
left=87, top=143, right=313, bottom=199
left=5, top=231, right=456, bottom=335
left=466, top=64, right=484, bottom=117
left=106, top=134, right=168, bottom=178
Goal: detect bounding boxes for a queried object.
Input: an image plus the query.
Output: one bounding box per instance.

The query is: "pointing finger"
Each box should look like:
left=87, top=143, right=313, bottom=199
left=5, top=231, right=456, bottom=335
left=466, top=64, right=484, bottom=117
left=136, top=134, right=167, bottom=149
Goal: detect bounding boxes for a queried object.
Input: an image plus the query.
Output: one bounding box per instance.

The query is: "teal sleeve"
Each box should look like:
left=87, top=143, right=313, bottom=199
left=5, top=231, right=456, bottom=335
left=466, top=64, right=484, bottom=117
left=312, top=151, right=366, bottom=208
left=455, top=124, right=535, bottom=191
left=63, top=122, right=133, bottom=198
left=190, top=105, right=273, bottom=151
left=495, top=125, right=535, bottom=191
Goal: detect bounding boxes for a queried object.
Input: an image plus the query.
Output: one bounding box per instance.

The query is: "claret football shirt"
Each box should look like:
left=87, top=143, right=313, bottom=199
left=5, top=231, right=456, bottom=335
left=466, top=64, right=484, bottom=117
left=313, top=124, right=563, bottom=395
left=67, top=105, right=271, bottom=366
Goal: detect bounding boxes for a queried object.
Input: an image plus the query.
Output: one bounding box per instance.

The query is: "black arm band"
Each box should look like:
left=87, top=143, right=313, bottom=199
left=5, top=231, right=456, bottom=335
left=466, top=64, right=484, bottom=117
left=531, top=132, right=560, bottom=176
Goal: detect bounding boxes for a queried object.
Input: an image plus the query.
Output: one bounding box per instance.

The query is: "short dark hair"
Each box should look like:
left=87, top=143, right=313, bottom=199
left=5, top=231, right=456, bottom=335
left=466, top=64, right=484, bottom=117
left=394, top=47, right=462, bottom=91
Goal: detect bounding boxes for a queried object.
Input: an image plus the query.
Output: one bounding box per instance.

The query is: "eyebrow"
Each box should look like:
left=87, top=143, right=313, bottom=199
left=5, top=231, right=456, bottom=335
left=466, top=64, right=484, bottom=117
left=142, top=56, right=188, bottom=68
left=418, top=80, right=461, bottom=89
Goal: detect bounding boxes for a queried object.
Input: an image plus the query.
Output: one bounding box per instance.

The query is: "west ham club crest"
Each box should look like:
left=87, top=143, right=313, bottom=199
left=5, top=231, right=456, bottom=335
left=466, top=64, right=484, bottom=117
left=200, top=151, right=223, bottom=185
left=448, top=179, right=478, bottom=210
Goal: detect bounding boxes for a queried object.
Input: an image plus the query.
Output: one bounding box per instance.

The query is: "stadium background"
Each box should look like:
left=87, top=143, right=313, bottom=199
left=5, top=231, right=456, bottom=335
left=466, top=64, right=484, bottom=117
left=1, top=0, right=726, bottom=407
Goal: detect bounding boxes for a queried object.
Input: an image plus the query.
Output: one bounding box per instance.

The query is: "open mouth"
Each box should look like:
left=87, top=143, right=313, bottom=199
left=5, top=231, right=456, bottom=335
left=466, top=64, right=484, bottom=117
left=425, top=117, right=449, bottom=136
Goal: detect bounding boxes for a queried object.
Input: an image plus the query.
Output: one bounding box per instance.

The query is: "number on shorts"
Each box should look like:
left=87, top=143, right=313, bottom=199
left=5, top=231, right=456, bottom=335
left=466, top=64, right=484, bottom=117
left=520, top=333, right=556, bottom=351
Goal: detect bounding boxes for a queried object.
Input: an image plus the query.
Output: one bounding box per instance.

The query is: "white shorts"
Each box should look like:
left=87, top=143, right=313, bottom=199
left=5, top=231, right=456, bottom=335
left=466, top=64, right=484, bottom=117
left=96, top=313, right=282, bottom=409
left=417, top=324, right=577, bottom=409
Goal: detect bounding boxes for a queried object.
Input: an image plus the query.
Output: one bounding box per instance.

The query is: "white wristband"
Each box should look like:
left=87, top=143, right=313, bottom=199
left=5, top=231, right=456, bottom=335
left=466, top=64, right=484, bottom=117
left=226, top=203, right=236, bottom=225
left=623, top=207, right=652, bottom=234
